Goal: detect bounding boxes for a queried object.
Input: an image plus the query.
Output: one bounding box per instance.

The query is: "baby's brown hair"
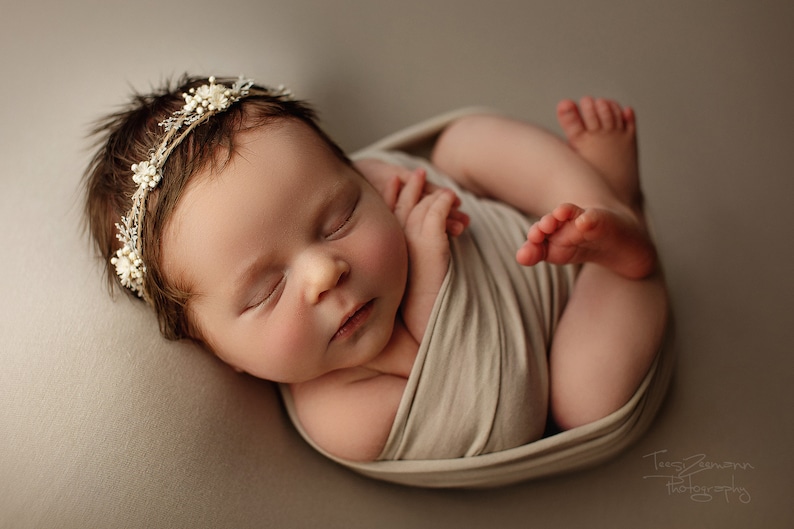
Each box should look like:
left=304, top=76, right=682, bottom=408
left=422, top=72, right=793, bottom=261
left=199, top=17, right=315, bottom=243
left=84, top=75, right=349, bottom=341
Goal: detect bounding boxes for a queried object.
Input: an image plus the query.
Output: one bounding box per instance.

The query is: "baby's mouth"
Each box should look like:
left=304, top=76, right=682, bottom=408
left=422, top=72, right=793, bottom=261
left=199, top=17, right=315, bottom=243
left=333, top=300, right=374, bottom=341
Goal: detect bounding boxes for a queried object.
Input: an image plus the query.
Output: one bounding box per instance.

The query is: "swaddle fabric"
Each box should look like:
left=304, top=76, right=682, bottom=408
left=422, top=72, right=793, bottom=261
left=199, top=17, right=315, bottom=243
left=369, top=151, right=576, bottom=460
left=279, top=110, right=672, bottom=488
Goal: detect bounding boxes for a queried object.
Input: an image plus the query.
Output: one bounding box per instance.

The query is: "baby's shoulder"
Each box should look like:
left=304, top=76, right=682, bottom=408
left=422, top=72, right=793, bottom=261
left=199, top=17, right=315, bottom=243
left=289, top=368, right=406, bottom=462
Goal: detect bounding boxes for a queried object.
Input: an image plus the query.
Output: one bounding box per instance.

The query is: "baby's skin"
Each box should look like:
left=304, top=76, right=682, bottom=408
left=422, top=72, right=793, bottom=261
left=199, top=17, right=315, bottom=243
left=517, top=97, right=657, bottom=280
left=350, top=162, right=469, bottom=341
left=363, top=96, right=657, bottom=299
left=165, top=98, right=667, bottom=461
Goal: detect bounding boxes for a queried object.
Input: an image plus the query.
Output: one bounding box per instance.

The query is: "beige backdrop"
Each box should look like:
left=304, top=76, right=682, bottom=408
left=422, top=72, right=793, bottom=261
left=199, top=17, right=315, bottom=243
left=1, top=0, right=792, bottom=527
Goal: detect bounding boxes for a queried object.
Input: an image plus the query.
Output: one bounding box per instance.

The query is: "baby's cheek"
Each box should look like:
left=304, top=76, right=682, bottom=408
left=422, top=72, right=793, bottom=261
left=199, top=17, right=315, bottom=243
left=371, top=222, right=409, bottom=286
left=268, top=325, right=314, bottom=378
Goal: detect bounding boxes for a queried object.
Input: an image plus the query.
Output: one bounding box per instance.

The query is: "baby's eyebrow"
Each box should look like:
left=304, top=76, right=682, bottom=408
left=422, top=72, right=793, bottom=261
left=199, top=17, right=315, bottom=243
left=231, top=256, right=272, bottom=305
left=311, top=179, right=358, bottom=227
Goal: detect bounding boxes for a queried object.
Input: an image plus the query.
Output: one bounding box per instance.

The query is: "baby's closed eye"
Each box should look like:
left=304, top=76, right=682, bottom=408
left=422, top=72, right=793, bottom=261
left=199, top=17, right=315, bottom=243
left=324, top=198, right=359, bottom=239
left=245, top=275, right=286, bottom=312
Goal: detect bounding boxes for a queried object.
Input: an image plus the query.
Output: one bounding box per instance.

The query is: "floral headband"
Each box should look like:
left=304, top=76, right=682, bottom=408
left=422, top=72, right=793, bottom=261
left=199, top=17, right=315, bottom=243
left=111, top=76, right=293, bottom=299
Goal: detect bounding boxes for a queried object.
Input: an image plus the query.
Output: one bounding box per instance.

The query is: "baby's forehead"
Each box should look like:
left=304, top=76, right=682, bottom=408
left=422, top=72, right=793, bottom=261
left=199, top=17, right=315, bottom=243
left=163, top=126, right=362, bottom=285
left=229, top=129, right=348, bottom=181
left=175, top=119, right=358, bottom=225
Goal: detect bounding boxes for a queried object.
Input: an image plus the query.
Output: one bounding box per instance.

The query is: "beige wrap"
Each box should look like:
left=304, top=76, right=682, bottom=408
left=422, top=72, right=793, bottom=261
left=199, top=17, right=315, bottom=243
left=366, top=151, right=577, bottom=461
left=280, top=110, right=673, bottom=488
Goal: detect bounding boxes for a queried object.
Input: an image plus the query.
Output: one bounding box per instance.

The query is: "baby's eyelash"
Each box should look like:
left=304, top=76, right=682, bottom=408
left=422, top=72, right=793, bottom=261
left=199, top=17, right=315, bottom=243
left=250, top=275, right=286, bottom=310
left=326, top=200, right=358, bottom=238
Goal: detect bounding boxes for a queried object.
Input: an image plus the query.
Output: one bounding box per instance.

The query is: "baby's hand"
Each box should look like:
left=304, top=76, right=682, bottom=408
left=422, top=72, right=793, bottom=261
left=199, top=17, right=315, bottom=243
left=354, top=158, right=414, bottom=207
left=393, top=169, right=464, bottom=342
left=354, top=158, right=469, bottom=236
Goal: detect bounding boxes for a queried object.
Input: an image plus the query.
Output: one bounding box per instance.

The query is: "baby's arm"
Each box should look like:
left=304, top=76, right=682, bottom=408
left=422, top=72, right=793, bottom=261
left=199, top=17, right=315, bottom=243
left=355, top=159, right=467, bottom=342
left=393, top=169, right=457, bottom=341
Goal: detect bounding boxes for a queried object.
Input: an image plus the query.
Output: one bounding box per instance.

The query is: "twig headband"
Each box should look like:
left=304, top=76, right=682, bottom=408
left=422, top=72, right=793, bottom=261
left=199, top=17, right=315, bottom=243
left=111, top=76, right=293, bottom=299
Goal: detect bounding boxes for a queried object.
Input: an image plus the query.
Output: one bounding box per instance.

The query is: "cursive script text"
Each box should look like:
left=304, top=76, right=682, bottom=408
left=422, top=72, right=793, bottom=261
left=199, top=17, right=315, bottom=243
left=642, top=449, right=754, bottom=503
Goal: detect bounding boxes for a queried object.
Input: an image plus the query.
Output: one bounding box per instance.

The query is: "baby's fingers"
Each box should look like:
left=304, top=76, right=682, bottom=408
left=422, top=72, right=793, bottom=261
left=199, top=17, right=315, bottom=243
left=381, top=175, right=402, bottom=211
left=406, top=188, right=458, bottom=240
left=446, top=209, right=470, bottom=236
left=421, top=180, right=462, bottom=208
left=447, top=210, right=469, bottom=237
left=393, top=168, right=427, bottom=226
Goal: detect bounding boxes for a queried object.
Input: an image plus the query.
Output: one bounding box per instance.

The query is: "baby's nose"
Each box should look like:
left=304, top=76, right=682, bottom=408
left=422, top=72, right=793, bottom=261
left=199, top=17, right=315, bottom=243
left=302, top=250, right=350, bottom=304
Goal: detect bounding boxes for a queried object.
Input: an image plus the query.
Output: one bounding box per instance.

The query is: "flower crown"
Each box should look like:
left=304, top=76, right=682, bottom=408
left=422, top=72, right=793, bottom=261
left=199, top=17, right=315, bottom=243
left=112, top=76, right=293, bottom=299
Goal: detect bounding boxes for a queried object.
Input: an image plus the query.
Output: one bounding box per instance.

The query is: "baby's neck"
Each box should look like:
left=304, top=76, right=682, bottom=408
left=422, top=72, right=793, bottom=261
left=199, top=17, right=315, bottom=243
left=359, top=317, right=417, bottom=379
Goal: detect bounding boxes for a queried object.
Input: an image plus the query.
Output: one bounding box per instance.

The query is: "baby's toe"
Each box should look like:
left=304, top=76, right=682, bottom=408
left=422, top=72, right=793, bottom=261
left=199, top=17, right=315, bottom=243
left=516, top=240, right=546, bottom=266
left=579, top=96, right=600, bottom=131
left=556, top=99, right=585, bottom=139
left=596, top=98, right=616, bottom=130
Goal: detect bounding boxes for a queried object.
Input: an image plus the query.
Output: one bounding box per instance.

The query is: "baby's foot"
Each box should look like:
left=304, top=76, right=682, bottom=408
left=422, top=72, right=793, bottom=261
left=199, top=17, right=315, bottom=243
left=517, top=203, right=656, bottom=279
left=557, top=97, right=641, bottom=208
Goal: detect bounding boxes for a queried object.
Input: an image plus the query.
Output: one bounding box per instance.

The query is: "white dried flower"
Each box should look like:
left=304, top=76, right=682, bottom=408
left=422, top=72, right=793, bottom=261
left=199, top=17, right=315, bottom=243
left=111, top=244, right=145, bottom=296
left=131, top=160, right=161, bottom=188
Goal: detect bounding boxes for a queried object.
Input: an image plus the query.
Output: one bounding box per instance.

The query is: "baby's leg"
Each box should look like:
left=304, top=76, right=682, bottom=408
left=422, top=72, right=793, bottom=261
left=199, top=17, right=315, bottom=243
left=517, top=98, right=655, bottom=279
left=433, top=103, right=667, bottom=427
left=549, top=265, right=668, bottom=430
left=556, top=97, right=641, bottom=207
left=534, top=98, right=668, bottom=429
left=518, top=202, right=656, bottom=279
left=432, top=111, right=633, bottom=219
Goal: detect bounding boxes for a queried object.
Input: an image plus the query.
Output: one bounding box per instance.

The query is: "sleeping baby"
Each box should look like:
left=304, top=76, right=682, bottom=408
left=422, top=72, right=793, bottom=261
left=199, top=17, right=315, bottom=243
left=84, top=75, right=668, bottom=469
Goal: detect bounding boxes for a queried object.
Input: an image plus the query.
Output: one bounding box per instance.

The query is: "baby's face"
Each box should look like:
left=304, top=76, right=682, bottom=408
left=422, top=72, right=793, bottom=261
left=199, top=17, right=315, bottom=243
left=162, top=119, right=408, bottom=383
